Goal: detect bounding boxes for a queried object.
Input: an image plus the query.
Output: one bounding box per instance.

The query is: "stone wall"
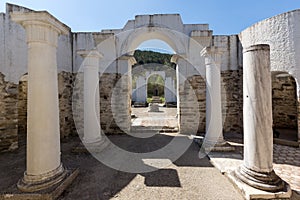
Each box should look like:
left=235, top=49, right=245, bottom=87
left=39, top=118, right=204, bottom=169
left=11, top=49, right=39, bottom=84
left=0, top=72, right=18, bottom=152
left=272, top=74, right=298, bottom=129
left=17, top=72, right=76, bottom=141
left=58, top=72, right=76, bottom=138
left=100, top=73, right=131, bottom=134
left=18, top=75, right=27, bottom=141
left=221, top=70, right=243, bottom=133
left=181, top=70, right=243, bottom=135
left=183, top=75, right=206, bottom=133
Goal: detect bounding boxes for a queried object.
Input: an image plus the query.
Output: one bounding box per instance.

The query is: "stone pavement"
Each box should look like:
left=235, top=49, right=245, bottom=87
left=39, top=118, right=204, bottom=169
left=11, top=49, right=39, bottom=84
left=131, top=107, right=178, bottom=128
left=208, top=138, right=300, bottom=199
left=273, top=144, right=300, bottom=193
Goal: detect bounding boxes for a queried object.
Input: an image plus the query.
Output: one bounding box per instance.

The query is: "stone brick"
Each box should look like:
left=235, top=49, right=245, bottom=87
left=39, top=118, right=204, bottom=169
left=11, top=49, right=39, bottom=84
left=272, top=74, right=297, bottom=129
left=0, top=72, right=18, bottom=152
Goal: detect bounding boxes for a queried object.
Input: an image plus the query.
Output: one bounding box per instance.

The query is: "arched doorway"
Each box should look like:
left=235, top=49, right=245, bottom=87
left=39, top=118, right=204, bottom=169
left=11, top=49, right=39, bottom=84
left=147, top=73, right=165, bottom=103
left=272, top=72, right=298, bottom=144
left=96, top=14, right=209, bottom=135
left=130, top=39, right=178, bottom=131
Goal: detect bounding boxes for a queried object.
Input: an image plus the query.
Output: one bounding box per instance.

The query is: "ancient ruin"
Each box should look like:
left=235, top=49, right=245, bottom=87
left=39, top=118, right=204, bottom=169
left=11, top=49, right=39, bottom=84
left=0, top=3, right=300, bottom=200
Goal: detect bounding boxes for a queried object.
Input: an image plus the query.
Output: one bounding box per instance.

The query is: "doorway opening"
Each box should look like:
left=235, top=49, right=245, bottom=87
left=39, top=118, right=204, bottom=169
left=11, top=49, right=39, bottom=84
left=131, top=39, right=178, bottom=133
left=272, top=72, right=298, bottom=145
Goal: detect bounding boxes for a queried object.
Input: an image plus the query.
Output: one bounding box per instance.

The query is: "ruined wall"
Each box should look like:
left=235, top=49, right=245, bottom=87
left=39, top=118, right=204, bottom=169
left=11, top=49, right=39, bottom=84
left=17, top=72, right=76, bottom=141
left=0, top=72, right=18, bottom=152
left=184, top=70, right=243, bottom=135
left=100, top=73, right=130, bottom=134
left=17, top=75, right=27, bottom=141
left=100, top=73, right=118, bottom=134
left=184, top=75, right=206, bottom=133
left=58, top=72, right=76, bottom=138
left=221, top=70, right=243, bottom=133
left=272, top=74, right=298, bottom=129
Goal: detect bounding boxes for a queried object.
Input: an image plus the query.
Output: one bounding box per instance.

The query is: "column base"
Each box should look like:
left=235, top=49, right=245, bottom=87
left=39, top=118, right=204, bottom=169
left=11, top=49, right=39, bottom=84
left=2, top=168, right=79, bottom=200
left=235, top=165, right=286, bottom=192
left=73, top=137, right=110, bottom=153
left=203, top=139, right=235, bottom=152
left=17, top=164, right=68, bottom=193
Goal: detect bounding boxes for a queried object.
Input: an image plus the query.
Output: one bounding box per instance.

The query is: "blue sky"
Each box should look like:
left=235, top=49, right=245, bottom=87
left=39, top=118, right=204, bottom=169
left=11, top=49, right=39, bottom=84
left=1, top=0, right=300, bottom=52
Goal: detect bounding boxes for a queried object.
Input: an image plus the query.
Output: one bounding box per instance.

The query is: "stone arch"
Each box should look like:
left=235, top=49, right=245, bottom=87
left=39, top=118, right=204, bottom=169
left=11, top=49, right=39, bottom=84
left=118, top=26, right=187, bottom=56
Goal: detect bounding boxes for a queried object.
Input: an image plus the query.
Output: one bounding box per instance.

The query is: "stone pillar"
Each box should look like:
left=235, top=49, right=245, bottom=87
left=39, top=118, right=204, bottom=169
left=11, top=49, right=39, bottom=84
left=78, top=50, right=104, bottom=145
left=201, top=47, right=233, bottom=151
left=112, top=55, right=136, bottom=133
left=172, top=54, right=199, bottom=134
left=235, top=44, right=286, bottom=192
left=11, top=12, right=69, bottom=192
left=136, top=76, right=146, bottom=103
left=165, top=77, right=173, bottom=103
left=297, top=98, right=300, bottom=143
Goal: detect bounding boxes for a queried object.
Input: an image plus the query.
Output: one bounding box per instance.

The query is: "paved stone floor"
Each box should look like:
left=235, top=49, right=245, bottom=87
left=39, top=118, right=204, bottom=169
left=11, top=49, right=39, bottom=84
left=208, top=136, right=300, bottom=199
left=273, top=144, right=300, bottom=193
left=131, top=107, right=178, bottom=128
left=1, top=107, right=299, bottom=199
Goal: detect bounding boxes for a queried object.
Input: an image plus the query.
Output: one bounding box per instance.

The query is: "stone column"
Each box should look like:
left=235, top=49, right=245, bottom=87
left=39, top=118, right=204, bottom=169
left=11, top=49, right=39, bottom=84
left=11, top=12, right=69, bottom=192
left=297, top=98, right=300, bottom=143
left=235, top=44, right=286, bottom=192
left=201, top=47, right=233, bottom=151
left=78, top=50, right=105, bottom=145
left=112, top=55, right=136, bottom=133
left=165, top=77, right=173, bottom=103
left=136, top=76, right=147, bottom=103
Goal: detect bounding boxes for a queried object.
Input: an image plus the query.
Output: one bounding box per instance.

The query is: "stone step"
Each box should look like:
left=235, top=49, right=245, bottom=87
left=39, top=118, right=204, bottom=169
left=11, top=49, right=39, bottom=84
left=131, top=126, right=178, bottom=133
left=151, top=96, right=162, bottom=103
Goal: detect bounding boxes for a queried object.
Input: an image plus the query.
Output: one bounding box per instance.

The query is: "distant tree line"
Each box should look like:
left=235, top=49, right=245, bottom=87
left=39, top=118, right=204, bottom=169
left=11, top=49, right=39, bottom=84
left=133, top=50, right=176, bottom=69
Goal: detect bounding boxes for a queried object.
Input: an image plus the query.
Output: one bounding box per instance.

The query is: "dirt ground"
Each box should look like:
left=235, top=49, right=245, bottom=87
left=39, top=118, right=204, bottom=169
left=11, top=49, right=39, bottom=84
left=1, top=107, right=297, bottom=199
left=0, top=136, right=244, bottom=200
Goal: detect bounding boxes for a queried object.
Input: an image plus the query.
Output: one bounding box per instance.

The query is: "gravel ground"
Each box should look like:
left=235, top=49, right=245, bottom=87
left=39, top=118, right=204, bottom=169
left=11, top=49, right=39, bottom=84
left=0, top=108, right=245, bottom=199
left=0, top=134, right=245, bottom=200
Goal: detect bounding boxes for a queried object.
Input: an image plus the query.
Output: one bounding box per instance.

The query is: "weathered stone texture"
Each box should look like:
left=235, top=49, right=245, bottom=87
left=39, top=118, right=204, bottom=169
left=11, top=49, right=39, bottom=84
left=181, top=70, right=243, bottom=134
left=17, top=72, right=76, bottom=140
left=72, top=72, right=84, bottom=137
left=58, top=72, right=76, bottom=138
left=181, top=75, right=205, bottom=134
left=100, top=73, right=130, bottom=134
left=17, top=74, right=27, bottom=141
left=0, top=72, right=18, bottom=152
left=272, top=74, right=297, bottom=129
left=221, top=70, right=243, bottom=133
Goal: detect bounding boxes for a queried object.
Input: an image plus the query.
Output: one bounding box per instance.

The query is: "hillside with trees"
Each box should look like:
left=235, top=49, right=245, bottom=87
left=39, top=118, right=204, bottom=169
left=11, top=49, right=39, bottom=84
left=133, top=50, right=176, bottom=69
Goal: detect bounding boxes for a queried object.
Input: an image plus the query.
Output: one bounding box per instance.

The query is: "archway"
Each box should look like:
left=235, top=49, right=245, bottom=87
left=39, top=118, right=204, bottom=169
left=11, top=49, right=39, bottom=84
left=147, top=73, right=165, bottom=102
left=272, top=72, right=298, bottom=143
left=129, top=39, right=180, bottom=133
left=100, top=14, right=207, bottom=135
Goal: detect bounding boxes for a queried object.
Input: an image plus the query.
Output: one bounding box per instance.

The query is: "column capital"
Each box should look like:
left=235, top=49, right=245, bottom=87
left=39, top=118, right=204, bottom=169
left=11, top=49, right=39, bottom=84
left=119, top=55, right=137, bottom=66
left=170, top=54, right=187, bottom=64
left=243, top=44, right=270, bottom=53
left=10, top=11, right=70, bottom=46
left=78, top=49, right=103, bottom=69
left=201, top=46, right=226, bottom=65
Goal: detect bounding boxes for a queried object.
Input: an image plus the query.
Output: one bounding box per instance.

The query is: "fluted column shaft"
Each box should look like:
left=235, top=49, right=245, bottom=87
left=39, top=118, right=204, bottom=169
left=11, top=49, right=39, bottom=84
left=11, top=12, right=69, bottom=192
